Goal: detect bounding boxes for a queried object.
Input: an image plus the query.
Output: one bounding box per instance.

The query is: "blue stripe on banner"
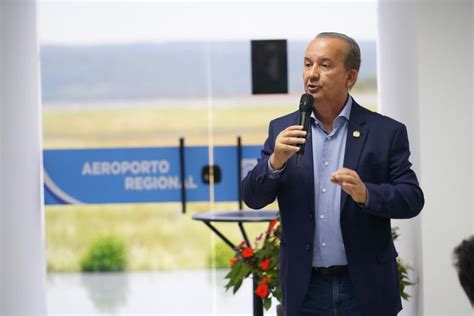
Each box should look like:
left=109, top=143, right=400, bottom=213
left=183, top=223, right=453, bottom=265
left=44, top=145, right=261, bottom=205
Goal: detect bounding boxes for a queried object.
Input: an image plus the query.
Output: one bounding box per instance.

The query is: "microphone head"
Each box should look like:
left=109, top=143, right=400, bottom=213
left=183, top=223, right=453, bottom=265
left=299, top=93, right=314, bottom=112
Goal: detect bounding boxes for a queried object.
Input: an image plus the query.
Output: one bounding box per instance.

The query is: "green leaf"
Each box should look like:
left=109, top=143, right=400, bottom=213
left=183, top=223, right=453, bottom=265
left=233, top=279, right=243, bottom=294
left=226, top=260, right=243, bottom=283
left=263, top=298, right=272, bottom=310
left=274, top=289, right=282, bottom=302
left=238, top=262, right=252, bottom=280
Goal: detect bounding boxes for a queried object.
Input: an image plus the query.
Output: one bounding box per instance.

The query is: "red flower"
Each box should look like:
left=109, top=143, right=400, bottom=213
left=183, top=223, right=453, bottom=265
left=260, top=258, right=271, bottom=270
left=259, top=275, right=270, bottom=285
left=242, top=247, right=254, bottom=258
left=256, top=283, right=269, bottom=299
left=266, top=219, right=278, bottom=236
left=230, top=258, right=238, bottom=267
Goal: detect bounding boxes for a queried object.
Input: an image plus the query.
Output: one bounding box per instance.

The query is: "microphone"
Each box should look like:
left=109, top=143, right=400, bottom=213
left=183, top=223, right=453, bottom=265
left=296, top=93, right=314, bottom=168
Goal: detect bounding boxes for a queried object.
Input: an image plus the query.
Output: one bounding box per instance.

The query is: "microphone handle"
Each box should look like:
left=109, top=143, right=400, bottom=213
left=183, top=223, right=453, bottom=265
left=296, top=111, right=311, bottom=168
left=296, top=153, right=303, bottom=168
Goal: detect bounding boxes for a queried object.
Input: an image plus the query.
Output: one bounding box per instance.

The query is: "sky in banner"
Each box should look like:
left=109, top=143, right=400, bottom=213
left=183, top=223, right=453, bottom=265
left=38, top=0, right=377, bottom=44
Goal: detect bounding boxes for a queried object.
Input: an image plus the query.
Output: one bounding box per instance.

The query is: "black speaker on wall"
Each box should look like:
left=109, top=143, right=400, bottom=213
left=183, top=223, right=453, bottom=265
left=251, top=39, right=288, bottom=94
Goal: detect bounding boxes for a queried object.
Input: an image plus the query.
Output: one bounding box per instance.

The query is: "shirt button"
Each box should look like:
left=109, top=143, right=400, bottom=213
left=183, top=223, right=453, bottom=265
left=309, top=213, right=314, bottom=220
left=320, top=214, right=325, bottom=219
left=321, top=242, right=326, bottom=247
left=305, top=244, right=311, bottom=251
left=321, top=188, right=327, bottom=193
left=324, top=161, right=329, bottom=166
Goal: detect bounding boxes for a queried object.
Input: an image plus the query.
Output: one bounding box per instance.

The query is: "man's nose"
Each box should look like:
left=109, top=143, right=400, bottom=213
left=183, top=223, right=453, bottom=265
left=309, top=65, right=320, bottom=79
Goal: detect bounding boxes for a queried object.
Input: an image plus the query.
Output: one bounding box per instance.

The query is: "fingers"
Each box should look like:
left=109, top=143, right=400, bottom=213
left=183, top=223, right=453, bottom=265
left=330, top=174, right=356, bottom=185
left=340, top=182, right=358, bottom=193
left=330, top=168, right=358, bottom=184
left=281, top=126, right=307, bottom=139
left=280, top=136, right=306, bottom=146
left=330, top=168, right=367, bottom=204
left=277, top=126, right=307, bottom=146
left=278, top=143, right=301, bottom=153
left=276, top=126, right=306, bottom=147
left=285, top=125, right=305, bottom=131
left=271, top=125, right=307, bottom=169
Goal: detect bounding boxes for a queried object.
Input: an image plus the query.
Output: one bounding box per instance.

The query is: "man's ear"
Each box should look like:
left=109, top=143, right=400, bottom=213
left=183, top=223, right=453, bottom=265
left=347, top=69, right=358, bottom=89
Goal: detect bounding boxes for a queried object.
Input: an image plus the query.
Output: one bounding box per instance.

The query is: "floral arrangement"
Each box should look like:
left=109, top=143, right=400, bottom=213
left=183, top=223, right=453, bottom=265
left=391, top=227, right=416, bottom=300
left=224, top=219, right=281, bottom=310
left=225, top=219, right=415, bottom=310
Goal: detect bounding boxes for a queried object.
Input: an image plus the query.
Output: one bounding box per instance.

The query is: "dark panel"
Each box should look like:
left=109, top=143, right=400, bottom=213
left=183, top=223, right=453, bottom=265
left=201, top=165, right=222, bottom=184
left=251, top=39, right=288, bottom=94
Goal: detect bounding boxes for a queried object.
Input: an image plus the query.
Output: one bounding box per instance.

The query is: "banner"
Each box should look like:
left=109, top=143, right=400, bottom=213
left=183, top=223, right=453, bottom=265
left=44, top=145, right=261, bottom=205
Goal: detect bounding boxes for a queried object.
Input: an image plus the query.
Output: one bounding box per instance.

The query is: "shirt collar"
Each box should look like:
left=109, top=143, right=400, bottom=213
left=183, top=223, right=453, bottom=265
left=311, top=95, right=353, bottom=128
left=339, top=95, right=352, bottom=121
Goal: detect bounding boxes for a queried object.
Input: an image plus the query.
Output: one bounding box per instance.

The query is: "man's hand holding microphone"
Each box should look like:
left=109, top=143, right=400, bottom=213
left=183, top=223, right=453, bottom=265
left=269, top=125, right=307, bottom=170
left=269, top=94, right=314, bottom=170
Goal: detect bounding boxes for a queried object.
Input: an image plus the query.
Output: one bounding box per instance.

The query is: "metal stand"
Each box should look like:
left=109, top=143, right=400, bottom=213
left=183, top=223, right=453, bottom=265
left=192, top=136, right=275, bottom=315
left=179, top=137, right=186, bottom=214
left=192, top=210, right=278, bottom=316
left=253, top=276, right=264, bottom=316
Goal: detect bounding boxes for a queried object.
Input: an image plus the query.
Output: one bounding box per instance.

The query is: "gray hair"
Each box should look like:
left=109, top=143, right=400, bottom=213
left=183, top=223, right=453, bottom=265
left=315, top=32, right=361, bottom=72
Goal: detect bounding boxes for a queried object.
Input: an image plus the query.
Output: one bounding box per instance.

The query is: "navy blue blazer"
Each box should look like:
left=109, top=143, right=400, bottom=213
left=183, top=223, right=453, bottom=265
left=242, top=100, right=424, bottom=316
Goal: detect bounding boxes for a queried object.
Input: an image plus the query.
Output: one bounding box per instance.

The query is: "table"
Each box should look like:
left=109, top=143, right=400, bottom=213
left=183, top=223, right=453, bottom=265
left=192, top=210, right=279, bottom=316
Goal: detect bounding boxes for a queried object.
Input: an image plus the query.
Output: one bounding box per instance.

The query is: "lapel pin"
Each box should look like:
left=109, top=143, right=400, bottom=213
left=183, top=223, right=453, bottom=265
left=352, top=130, right=361, bottom=138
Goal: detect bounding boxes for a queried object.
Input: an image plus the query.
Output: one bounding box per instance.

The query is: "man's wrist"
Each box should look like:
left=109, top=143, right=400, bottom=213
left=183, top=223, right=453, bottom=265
left=267, top=158, right=286, bottom=178
left=269, top=154, right=285, bottom=171
left=356, top=187, right=369, bottom=207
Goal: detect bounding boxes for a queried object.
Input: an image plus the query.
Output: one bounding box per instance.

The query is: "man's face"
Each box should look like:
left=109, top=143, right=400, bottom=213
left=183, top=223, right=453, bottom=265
left=303, top=37, right=356, bottom=105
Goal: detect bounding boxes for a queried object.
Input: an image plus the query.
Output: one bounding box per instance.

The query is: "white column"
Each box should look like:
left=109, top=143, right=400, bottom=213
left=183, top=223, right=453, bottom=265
left=376, top=1, right=422, bottom=315
left=415, top=0, right=473, bottom=315
left=472, top=0, right=474, bottom=237
left=0, top=0, right=47, bottom=314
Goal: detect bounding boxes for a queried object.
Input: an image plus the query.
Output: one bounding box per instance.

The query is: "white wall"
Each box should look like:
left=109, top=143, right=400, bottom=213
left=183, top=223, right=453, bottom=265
left=416, top=0, right=473, bottom=315
left=378, top=0, right=473, bottom=315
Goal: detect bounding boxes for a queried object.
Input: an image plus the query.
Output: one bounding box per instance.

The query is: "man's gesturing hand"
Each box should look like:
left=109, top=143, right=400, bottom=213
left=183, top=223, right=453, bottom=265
left=330, top=168, right=368, bottom=204
left=270, top=125, right=307, bottom=170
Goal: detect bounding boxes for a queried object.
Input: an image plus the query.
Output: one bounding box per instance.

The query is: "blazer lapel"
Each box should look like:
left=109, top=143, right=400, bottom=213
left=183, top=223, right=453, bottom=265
left=288, top=113, right=315, bottom=213
left=340, top=102, right=369, bottom=211
left=301, top=123, right=315, bottom=213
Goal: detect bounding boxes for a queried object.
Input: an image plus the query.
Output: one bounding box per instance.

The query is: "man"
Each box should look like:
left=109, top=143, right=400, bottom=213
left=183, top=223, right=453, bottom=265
left=242, top=32, right=424, bottom=316
left=453, top=235, right=474, bottom=308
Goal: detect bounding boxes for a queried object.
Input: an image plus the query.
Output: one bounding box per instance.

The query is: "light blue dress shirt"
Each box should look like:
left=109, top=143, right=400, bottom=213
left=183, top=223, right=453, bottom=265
left=311, top=96, right=352, bottom=267
left=268, top=95, right=353, bottom=268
